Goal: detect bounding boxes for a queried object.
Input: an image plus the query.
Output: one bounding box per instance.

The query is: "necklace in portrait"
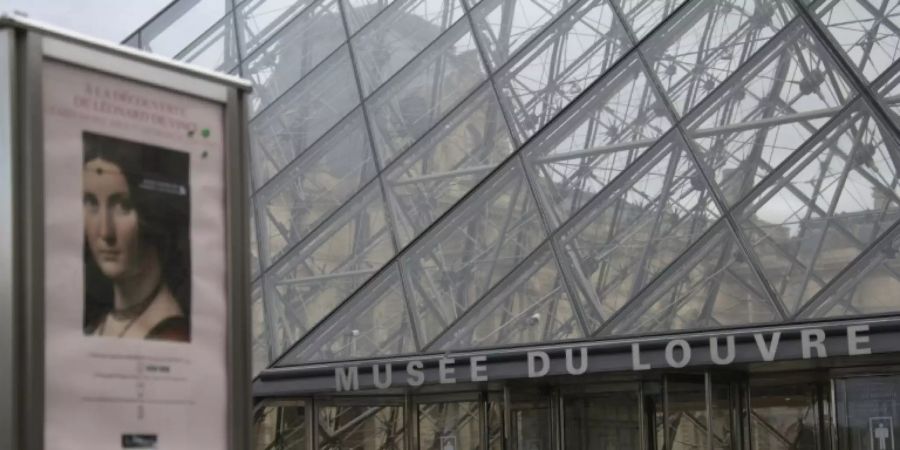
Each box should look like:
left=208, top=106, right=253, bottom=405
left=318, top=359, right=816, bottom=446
left=99, top=279, right=163, bottom=338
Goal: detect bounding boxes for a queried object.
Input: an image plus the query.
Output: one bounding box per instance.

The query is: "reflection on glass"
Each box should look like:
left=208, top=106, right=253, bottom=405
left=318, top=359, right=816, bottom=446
left=563, top=389, right=640, bottom=450
left=801, top=231, right=900, bottom=318
left=432, top=245, right=584, bottom=351
left=611, top=0, right=687, bottom=40
left=282, top=264, right=417, bottom=364
left=142, top=0, right=229, bottom=57
left=667, top=376, right=710, bottom=450
left=342, top=0, right=400, bottom=35
left=418, top=401, right=482, bottom=450
left=835, top=375, right=900, bottom=450
left=237, top=0, right=317, bottom=55
left=401, top=160, right=547, bottom=345
left=470, top=0, right=578, bottom=71
left=750, top=383, right=819, bottom=450
left=814, top=0, right=900, bottom=82
left=243, top=0, right=346, bottom=116
left=607, top=223, right=780, bottom=335
left=176, top=16, right=240, bottom=72
left=384, top=84, right=515, bottom=247
left=685, top=22, right=855, bottom=206
left=318, top=402, right=405, bottom=450
left=253, top=401, right=308, bottom=450
left=641, top=0, right=794, bottom=117
left=738, top=103, right=900, bottom=315
left=249, top=46, right=360, bottom=186
left=557, top=134, right=721, bottom=332
left=255, top=109, right=376, bottom=267
left=367, top=19, right=487, bottom=164
left=351, top=0, right=464, bottom=96
left=523, top=54, right=674, bottom=227
left=264, top=182, right=396, bottom=356
left=510, top=392, right=552, bottom=450
left=496, top=0, right=632, bottom=142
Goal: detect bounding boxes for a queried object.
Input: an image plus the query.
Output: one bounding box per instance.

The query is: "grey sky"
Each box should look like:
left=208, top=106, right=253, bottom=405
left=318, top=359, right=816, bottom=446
left=5, top=0, right=171, bottom=42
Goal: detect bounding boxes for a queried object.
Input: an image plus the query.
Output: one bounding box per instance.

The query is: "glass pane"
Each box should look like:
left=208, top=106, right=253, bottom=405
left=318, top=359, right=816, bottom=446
left=253, top=401, right=308, bottom=450
left=556, top=134, right=722, bottom=332
left=176, top=15, right=240, bottom=72
left=243, top=0, right=346, bottom=116
left=432, top=244, right=585, bottom=351
left=280, top=264, right=417, bottom=365
left=470, top=0, right=579, bottom=71
left=876, top=62, right=900, bottom=126
left=367, top=19, right=488, bottom=164
left=264, top=182, right=396, bottom=354
left=606, top=222, right=781, bottom=335
left=255, top=109, right=376, bottom=268
left=563, top=389, right=640, bottom=450
left=342, top=0, right=400, bottom=35
left=749, top=383, right=819, bottom=450
left=510, top=392, right=552, bottom=450
left=522, top=54, right=674, bottom=227
left=488, top=394, right=503, bottom=450
left=814, top=0, right=900, bottom=82
left=318, top=401, right=406, bottom=450
left=641, top=0, right=795, bottom=117
left=251, top=282, right=270, bottom=377
left=401, top=159, right=547, bottom=345
left=709, top=377, right=736, bottom=450
left=801, top=228, right=900, bottom=318
left=237, top=0, right=318, bottom=55
left=495, top=0, right=632, bottom=142
left=685, top=22, right=856, bottom=206
left=384, top=84, right=515, bottom=247
left=737, top=102, right=900, bottom=315
left=418, top=401, right=482, bottom=450
left=351, top=0, right=464, bottom=96
left=249, top=45, right=360, bottom=187
left=835, top=375, right=900, bottom=450
left=667, top=376, right=710, bottom=450
left=611, top=0, right=688, bottom=40
left=142, top=0, right=229, bottom=57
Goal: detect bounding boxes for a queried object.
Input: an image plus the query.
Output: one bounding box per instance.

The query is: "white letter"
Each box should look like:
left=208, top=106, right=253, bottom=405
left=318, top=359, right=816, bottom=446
left=528, top=351, right=550, bottom=378
left=439, top=358, right=456, bottom=384
left=335, top=366, right=359, bottom=392
left=665, top=339, right=691, bottom=368
left=754, top=332, right=781, bottom=362
left=709, top=336, right=736, bottom=365
left=470, top=355, right=488, bottom=382
left=632, top=343, right=651, bottom=371
left=847, top=325, right=872, bottom=356
left=801, top=328, right=827, bottom=359
left=372, top=364, right=392, bottom=389
left=565, top=348, right=588, bottom=375
left=406, top=361, right=424, bottom=387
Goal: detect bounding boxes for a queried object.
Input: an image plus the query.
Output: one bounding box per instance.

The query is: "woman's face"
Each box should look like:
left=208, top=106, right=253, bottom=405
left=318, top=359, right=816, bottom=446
left=83, top=158, right=143, bottom=280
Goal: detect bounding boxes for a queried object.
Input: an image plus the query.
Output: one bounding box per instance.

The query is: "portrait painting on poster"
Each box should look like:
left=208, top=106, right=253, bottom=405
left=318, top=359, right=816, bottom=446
left=42, top=59, right=228, bottom=450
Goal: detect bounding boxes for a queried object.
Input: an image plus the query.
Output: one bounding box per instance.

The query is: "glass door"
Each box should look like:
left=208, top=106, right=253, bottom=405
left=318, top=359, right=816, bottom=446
left=561, top=383, right=642, bottom=450
left=416, top=394, right=483, bottom=450
left=835, top=374, right=900, bottom=450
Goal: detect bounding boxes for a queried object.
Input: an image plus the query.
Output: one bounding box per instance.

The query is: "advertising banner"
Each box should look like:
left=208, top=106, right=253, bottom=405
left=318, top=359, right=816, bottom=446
left=42, top=60, right=228, bottom=449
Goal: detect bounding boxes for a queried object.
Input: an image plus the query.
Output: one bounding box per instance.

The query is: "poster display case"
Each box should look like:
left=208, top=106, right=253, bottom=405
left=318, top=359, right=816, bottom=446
left=0, top=14, right=251, bottom=450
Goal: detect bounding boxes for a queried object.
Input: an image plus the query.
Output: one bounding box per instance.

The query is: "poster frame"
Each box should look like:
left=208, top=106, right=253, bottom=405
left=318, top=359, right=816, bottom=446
left=0, top=15, right=252, bottom=450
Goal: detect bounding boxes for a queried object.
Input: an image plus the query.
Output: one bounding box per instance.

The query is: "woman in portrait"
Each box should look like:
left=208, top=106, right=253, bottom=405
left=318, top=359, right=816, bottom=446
left=82, top=132, right=191, bottom=342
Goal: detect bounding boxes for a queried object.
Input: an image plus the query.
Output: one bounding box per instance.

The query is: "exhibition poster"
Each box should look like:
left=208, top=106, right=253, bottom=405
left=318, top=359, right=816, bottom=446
left=42, top=60, right=228, bottom=449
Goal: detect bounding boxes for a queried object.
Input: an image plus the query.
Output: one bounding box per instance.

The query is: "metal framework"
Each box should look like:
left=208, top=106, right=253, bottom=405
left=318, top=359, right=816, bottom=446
left=128, top=0, right=900, bottom=374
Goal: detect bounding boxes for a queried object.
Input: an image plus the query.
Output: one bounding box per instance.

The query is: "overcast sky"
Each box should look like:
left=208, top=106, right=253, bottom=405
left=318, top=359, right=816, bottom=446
left=5, top=0, right=171, bottom=42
